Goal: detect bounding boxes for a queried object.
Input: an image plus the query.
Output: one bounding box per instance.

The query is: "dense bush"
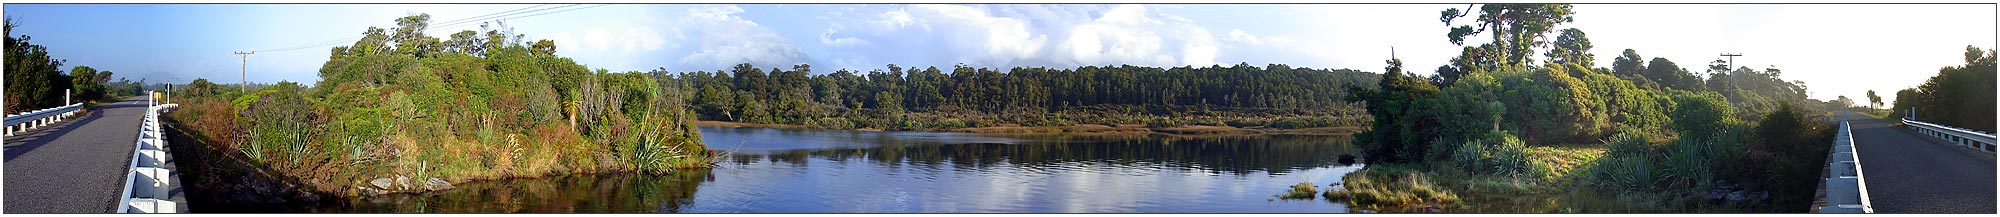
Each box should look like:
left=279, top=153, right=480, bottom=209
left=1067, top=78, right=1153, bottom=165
left=1592, top=132, right=1657, bottom=190
left=1890, top=46, right=1996, bottom=132
left=1669, top=91, right=1735, bottom=139
left=167, top=14, right=708, bottom=196
left=1448, top=134, right=1544, bottom=179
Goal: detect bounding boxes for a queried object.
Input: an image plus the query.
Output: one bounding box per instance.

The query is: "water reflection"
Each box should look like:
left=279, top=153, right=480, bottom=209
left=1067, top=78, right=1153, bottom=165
left=323, top=171, right=712, bottom=213
left=729, top=133, right=1359, bottom=176
left=310, top=127, right=1363, bottom=213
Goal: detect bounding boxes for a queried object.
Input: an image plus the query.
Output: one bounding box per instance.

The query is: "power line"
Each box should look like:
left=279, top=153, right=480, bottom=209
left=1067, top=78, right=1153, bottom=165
left=248, top=3, right=580, bottom=52
left=505, top=4, right=607, bottom=22
left=429, top=4, right=550, bottom=28
left=428, top=4, right=575, bottom=29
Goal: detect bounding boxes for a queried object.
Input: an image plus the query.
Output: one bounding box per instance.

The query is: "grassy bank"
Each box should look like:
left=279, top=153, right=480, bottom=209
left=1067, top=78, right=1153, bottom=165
left=1327, top=107, right=1834, bottom=213
left=165, top=14, right=711, bottom=201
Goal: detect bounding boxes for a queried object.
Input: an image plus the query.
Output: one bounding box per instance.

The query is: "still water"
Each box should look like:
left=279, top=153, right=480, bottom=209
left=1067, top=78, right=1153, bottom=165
left=323, top=127, right=1365, bottom=213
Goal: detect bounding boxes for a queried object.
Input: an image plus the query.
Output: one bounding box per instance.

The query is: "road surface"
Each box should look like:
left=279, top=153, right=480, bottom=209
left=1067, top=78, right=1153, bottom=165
left=1846, top=111, right=1997, bottom=213
left=4, top=97, right=156, bottom=213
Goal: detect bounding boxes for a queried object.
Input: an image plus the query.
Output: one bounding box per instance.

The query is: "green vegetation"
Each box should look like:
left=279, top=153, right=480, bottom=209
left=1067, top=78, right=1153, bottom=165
left=658, top=62, right=1377, bottom=131
left=1333, top=4, right=1837, bottom=213
left=1889, top=46, right=1996, bottom=132
left=167, top=14, right=708, bottom=197
left=1332, top=164, right=1459, bottom=212
left=4, top=17, right=138, bottom=112
left=1280, top=182, right=1319, bottom=200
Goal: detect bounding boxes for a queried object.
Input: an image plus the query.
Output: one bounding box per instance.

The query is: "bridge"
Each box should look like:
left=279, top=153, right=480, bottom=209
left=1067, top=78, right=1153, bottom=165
left=4, top=96, right=185, bottom=213
left=1824, top=110, right=1996, bottom=213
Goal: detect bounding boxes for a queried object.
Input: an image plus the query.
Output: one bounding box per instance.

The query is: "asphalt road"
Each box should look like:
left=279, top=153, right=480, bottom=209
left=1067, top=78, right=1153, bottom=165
left=1845, top=111, right=1997, bottom=213
left=4, top=97, right=150, bottom=213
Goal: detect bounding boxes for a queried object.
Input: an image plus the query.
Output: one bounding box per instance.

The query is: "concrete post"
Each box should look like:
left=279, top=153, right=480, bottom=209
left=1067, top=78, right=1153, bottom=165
left=65, top=89, right=70, bottom=105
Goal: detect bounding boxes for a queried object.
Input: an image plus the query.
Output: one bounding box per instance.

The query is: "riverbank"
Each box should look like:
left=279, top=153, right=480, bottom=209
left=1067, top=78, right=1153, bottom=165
left=696, top=120, right=1366, bottom=137
left=164, top=94, right=715, bottom=210
left=1325, top=130, right=1829, bottom=213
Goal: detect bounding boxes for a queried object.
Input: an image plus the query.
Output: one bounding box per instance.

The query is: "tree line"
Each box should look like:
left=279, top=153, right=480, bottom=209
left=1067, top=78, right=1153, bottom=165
left=5, top=18, right=143, bottom=113
left=650, top=62, right=1380, bottom=130
left=1345, top=4, right=1840, bottom=211
left=1889, top=46, right=1996, bottom=132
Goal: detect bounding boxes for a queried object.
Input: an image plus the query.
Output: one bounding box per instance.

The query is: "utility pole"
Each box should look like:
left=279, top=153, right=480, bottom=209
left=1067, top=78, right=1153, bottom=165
left=234, top=51, right=255, bottom=92
left=1720, top=52, right=1736, bottom=88
left=1720, top=53, right=1743, bottom=70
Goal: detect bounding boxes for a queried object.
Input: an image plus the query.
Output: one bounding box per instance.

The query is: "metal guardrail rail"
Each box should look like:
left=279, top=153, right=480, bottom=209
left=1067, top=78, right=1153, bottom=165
left=4, top=103, right=83, bottom=136
left=1816, top=120, right=1873, bottom=213
left=117, top=103, right=178, bottom=213
left=1903, top=119, right=1997, bottom=154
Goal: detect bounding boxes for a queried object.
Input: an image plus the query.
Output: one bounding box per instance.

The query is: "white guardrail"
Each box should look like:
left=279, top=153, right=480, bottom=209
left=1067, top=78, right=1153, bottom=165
left=3, top=103, right=84, bottom=136
left=117, top=103, right=178, bottom=213
left=1818, top=120, right=1873, bottom=213
left=1903, top=119, right=1997, bottom=154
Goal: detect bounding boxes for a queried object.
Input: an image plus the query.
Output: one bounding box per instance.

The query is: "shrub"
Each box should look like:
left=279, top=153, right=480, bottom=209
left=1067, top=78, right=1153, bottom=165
left=1661, top=138, right=1714, bottom=190
left=1280, top=182, right=1318, bottom=200
left=1593, top=131, right=1659, bottom=191
left=1448, top=134, right=1541, bottom=179
left=1670, top=92, right=1734, bottom=139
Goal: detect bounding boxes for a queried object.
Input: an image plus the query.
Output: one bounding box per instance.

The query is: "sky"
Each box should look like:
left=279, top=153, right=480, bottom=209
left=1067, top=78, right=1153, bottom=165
left=3, top=4, right=1993, bottom=104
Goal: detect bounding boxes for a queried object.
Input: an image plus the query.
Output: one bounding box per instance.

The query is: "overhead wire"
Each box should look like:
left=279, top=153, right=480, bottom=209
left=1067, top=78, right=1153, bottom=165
left=247, top=4, right=605, bottom=53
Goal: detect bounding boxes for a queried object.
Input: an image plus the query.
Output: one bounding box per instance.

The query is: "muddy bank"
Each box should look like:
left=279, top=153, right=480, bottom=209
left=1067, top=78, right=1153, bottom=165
left=164, top=119, right=325, bottom=212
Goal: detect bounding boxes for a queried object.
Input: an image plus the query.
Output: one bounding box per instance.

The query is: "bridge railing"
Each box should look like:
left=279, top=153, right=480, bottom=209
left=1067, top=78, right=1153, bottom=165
left=1817, top=120, right=1873, bottom=213
left=1902, top=119, right=1997, bottom=154
left=3, top=103, right=83, bottom=136
left=117, top=103, right=178, bottom=213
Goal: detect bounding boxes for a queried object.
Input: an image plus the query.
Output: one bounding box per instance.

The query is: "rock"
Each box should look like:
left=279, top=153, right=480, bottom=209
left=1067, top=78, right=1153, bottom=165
left=425, top=178, right=454, bottom=191
left=1725, top=191, right=1748, bottom=202
left=356, top=185, right=386, bottom=196
left=1705, top=191, right=1727, bottom=203
left=1337, top=154, right=1357, bottom=165
left=370, top=178, right=394, bottom=190
left=1713, top=180, right=1740, bottom=191
left=395, top=175, right=412, bottom=191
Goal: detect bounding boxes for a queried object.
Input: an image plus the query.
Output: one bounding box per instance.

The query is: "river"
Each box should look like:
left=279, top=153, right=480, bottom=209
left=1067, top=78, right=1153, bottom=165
left=312, top=126, right=1367, bottom=213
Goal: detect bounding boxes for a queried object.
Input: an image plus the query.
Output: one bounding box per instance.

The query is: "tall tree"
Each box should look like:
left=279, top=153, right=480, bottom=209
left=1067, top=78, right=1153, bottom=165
left=5, top=17, right=73, bottom=113
left=530, top=39, right=557, bottom=56
left=1643, top=57, right=1700, bottom=91
left=1890, top=46, right=1997, bottom=132
left=1546, top=28, right=1595, bottom=68
left=1611, top=49, right=1645, bottom=78
left=1865, top=90, right=1881, bottom=109
left=1441, top=4, right=1575, bottom=70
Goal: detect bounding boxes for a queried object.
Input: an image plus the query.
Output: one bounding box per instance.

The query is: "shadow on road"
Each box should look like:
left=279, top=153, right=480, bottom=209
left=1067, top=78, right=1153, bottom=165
left=3, top=100, right=148, bottom=162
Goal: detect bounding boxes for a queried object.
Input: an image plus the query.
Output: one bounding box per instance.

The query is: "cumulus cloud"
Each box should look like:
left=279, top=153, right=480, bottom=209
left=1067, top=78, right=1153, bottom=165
left=550, top=28, right=670, bottom=55
left=817, top=4, right=1219, bottom=70
left=670, top=5, right=813, bottom=71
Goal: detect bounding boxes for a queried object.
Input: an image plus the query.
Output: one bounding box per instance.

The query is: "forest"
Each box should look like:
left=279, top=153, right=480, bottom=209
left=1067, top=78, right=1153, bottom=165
left=1328, top=4, right=1850, bottom=212
left=652, top=62, right=1379, bottom=131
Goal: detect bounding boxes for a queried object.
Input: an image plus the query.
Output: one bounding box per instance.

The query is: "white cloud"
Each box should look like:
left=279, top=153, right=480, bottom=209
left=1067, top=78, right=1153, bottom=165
left=817, top=4, right=1222, bottom=71
left=554, top=26, right=669, bottom=55
left=912, top=4, right=1048, bottom=66
left=668, top=5, right=812, bottom=71
left=1225, top=29, right=1261, bottom=44
left=820, top=30, right=867, bottom=46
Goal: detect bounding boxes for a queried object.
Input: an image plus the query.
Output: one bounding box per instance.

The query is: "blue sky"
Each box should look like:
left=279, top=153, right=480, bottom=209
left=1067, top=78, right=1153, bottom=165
left=3, top=4, right=1993, bottom=103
